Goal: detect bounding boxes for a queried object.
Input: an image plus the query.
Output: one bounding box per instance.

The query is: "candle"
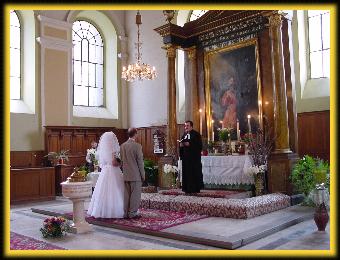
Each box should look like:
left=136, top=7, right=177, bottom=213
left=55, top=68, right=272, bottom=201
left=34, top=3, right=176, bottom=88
left=247, top=115, right=251, bottom=134
left=211, top=120, right=215, bottom=141
left=219, top=120, right=224, bottom=129
left=236, top=119, right=240, bottom=141
left=199, top=109, right=203, bottom=135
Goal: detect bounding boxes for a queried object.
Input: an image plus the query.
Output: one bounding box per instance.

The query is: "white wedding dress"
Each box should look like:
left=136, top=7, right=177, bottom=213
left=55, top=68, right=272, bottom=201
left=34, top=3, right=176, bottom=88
left=87, top=132, right=125, bottom=218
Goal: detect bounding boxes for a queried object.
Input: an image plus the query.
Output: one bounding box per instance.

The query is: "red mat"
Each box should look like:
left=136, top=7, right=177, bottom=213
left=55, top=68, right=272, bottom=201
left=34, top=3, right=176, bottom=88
left=63, top=208, right=207, bottom=231
left=10, top=232, right=66, bottom=250
left=158, top=189, right=245, bottom=198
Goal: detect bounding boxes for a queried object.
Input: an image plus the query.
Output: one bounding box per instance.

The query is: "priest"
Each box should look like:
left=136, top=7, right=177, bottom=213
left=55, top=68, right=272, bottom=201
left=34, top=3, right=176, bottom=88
left=179, top=120, right=204, bottom=193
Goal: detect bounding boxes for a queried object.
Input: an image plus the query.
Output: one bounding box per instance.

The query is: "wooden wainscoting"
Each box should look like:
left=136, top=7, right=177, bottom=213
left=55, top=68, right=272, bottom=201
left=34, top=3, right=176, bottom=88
left=135, top=124, right=185, bottom=164
left=297, top=110, right=330, bottom=162
left=45, top=126, right=128, bottom=155
left=10, top=167, right=55, bottom=204
left=44, top=126, right=128, bottom=164
left=55, top=165, right=75, bottom=195
left=10, top=151, right=46, bottom=168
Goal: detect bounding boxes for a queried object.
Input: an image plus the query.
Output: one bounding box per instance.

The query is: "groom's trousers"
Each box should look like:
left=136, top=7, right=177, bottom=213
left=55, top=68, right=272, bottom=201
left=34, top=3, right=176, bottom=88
left=124, top=181, right=142, bottom=218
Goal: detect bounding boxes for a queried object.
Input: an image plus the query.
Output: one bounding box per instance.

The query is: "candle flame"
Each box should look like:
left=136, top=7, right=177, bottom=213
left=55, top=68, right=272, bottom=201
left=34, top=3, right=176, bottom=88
left=199, top=109, right=202, bottom=113
left=247, top=115, right=251, bottom=119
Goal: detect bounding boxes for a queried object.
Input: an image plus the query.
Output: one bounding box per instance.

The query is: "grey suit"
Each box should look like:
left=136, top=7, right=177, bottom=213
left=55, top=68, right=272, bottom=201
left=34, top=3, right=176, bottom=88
left=120, top=138, right=145, bottom=218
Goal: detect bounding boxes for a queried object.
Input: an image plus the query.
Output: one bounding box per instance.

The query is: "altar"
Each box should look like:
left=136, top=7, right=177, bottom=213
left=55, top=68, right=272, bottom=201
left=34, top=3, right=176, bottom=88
left=201, top=155, right=254, bottom=185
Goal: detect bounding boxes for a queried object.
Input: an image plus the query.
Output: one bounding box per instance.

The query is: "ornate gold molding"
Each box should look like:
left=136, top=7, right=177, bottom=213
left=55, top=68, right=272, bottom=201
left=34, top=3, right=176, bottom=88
left=185, top=46, right=197, bottom=60
left=268, top=13, right=283, bottom=28
left=162, top=44, right=178, bottom=58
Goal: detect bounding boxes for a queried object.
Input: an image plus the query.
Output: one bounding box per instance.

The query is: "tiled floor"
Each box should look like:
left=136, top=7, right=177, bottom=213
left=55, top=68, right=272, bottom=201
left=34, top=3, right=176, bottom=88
left=7, top=196, right=332, bottom=256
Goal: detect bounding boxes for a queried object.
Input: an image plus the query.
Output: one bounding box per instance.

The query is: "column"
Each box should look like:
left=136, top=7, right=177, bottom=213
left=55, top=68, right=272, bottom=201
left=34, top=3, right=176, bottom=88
left=185, top=46, right=200, bottom=131
left=268, top=13, right=292, bottom=154
left=162, top=44, right=178, bottom=157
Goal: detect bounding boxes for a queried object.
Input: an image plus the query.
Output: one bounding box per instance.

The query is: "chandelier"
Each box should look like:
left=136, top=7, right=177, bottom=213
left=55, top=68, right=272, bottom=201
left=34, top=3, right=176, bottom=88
left=122, top=11, right=157, bottom=82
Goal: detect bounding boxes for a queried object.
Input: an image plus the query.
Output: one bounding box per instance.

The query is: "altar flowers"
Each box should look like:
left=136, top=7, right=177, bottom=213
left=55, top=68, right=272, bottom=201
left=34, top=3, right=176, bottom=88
left=163, top=164, right=179, bottom=188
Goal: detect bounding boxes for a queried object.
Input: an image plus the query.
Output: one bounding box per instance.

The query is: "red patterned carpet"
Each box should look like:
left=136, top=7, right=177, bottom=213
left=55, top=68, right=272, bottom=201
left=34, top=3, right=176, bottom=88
left=10, top=232, right=66, bottom=250
left=158, top=189, right=248, bottom=198
left=64, top=208, right=207, bottom=231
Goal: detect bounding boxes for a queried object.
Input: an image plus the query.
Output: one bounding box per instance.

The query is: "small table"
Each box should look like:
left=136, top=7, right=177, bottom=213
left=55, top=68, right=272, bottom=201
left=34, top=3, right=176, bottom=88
left=87, top=172, right=100, bottom=188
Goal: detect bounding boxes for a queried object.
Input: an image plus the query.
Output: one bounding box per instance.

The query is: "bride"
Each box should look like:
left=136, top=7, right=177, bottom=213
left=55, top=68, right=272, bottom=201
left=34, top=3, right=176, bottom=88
left=87, top=132, right=125, bottom=218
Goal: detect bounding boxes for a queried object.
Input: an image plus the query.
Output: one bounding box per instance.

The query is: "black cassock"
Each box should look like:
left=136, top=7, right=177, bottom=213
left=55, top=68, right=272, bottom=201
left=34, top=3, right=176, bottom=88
left=179, top=129, right=204, bottom=193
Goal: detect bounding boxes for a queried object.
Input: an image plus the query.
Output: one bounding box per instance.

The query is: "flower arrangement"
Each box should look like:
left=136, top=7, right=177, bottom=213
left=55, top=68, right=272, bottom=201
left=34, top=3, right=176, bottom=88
left=40, top=216, right=70, bottom=238
left=163, top=164, right=178, bottom=174
left=247, top=164, right=267, bottom=177
left=163, top=164, right=178, bottom=187
left=218, top=127, right=233, bottom=142
left=241, top=133, right=256, bottom=144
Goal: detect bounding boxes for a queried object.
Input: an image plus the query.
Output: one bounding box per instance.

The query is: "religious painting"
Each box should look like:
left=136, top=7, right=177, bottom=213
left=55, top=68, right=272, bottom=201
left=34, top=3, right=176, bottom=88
left=204, top=38, right=263, bottom=142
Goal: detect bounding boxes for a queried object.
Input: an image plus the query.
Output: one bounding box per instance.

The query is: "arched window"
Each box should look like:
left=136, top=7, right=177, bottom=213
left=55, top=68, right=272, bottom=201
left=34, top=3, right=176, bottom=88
left=10, top=10, right=21, bottom=100
left=307, top=10, right=330, bottom=79
left=72, top=20, right=104, bottom=107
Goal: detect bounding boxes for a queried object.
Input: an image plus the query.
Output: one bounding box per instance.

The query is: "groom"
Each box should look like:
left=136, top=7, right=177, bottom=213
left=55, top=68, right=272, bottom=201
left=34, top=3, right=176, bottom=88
left=121, top=127, right=145, bottom=219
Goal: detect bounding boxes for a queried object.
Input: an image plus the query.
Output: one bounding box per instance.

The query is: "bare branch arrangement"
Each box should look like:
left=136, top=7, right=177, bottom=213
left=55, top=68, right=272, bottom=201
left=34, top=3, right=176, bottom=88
left=247, top=127, right=275, bottom=167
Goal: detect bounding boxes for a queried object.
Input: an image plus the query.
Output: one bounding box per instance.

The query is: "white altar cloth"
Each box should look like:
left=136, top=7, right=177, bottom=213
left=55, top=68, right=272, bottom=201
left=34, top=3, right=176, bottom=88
left=87, top=172, right=100, bottom=188
left=201, top=155, right=254, bottom=185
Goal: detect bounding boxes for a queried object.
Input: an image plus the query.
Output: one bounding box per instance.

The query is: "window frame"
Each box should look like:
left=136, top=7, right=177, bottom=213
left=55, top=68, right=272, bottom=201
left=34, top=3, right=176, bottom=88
left=10, top=10, right=22, bottom=101
left=306, top=10, right=330, bottom=79
left=72, top=19, right=105, bottom=108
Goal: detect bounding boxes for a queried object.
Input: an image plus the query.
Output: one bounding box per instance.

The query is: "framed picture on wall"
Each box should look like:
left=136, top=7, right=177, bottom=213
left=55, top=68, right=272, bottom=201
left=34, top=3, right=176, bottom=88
left=204, top=38, right=263, bottom=142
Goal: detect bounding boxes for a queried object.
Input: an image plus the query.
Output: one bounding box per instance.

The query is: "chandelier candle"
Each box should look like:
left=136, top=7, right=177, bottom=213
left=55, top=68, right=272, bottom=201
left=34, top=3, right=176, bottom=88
left=122, top=11, right=157, bottom=82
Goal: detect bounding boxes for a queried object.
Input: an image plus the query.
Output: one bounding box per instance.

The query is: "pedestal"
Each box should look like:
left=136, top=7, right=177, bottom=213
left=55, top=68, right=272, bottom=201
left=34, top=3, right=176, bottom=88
left=61, top=181, right=93, bottom=234
left=267, top=152, right=299, bottom=195
left=69, top=198, right=93, bottom=234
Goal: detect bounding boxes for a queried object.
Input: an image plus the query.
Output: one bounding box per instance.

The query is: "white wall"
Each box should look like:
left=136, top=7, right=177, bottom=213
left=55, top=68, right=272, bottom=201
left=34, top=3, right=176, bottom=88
left=125, top=10, right=168, bottom=127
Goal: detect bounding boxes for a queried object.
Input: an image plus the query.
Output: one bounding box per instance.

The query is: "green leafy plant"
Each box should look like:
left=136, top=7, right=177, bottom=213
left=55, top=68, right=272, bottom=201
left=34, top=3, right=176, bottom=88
left=218, top=128, right=231, bottom=142
left=290, top=155, right=330, bottom=205
left=144, top=159, right=158, bottom=186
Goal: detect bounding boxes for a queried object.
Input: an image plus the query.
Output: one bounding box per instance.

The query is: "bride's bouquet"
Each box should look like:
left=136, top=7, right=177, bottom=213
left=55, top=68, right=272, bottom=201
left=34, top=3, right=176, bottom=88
left=86, top=148, right=98, bottom=165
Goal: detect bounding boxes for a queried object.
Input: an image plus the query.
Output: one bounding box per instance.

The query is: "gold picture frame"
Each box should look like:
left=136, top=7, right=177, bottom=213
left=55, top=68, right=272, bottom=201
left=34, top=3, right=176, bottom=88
left=204, top=38, right=263, bottom=142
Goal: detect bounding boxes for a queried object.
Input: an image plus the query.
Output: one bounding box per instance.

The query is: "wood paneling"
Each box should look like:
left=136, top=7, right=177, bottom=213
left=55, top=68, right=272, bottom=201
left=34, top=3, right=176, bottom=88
left=10, top=167, right=55, bottom=204
left=297, top=111, right=330, bottom=162
left=45, top=126, right=128, bottom=166
left=135, top=124, right=185, bottom=164
left=55, top=165, right=75, bottom=195
left=10, top=151, right=46, bottom=168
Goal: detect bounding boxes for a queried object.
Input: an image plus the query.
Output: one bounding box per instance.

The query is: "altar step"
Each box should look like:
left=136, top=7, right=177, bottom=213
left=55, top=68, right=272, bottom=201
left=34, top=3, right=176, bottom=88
left=141, top=192, right=291, bottom=219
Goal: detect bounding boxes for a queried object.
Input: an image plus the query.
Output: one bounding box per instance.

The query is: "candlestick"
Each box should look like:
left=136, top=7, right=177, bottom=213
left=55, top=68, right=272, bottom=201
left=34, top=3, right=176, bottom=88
left=236, top=119, right=240, bottom=141
left=247, top=115, right=251, bottom=134
left=211, top=120, right=215, bottom=141
left=199, top=109, right=203, bottom=135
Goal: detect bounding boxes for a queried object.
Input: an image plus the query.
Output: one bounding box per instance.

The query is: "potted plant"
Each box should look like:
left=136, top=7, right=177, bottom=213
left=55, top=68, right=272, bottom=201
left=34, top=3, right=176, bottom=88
left=290, top=155, right=330, bottom=206
left=144, top=159, right=158, bottom=187
left=45, top=150, right=70, bottom=166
